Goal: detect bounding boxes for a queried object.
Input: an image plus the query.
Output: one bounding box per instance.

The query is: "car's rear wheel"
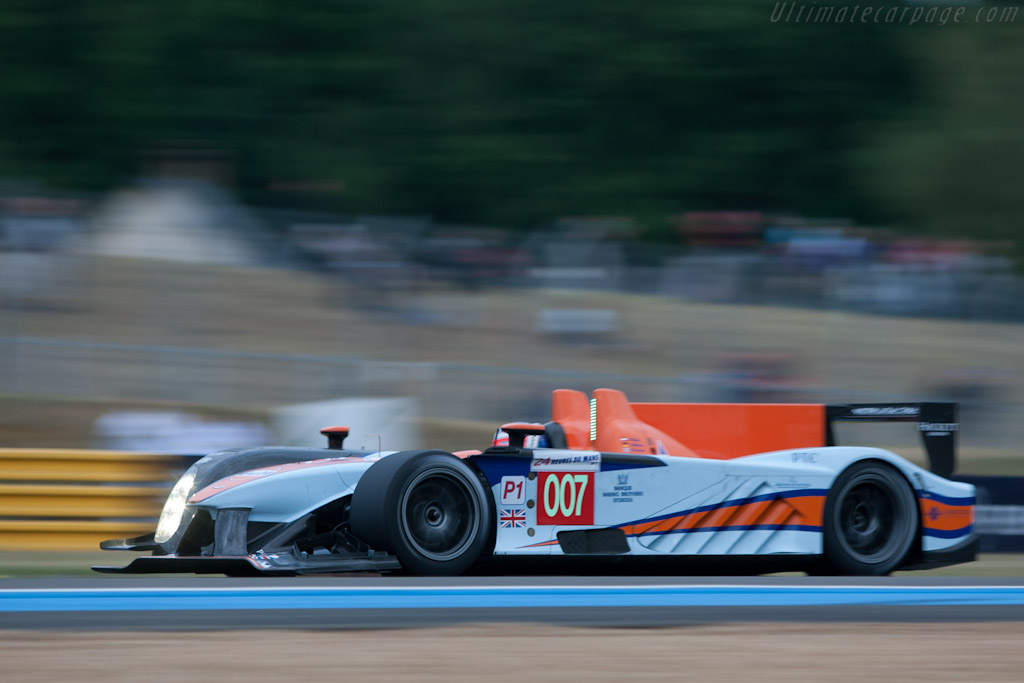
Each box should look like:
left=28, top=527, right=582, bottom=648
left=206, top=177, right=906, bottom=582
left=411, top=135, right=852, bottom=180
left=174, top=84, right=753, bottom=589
left=822, top=461, right=918, bottom=576
left=350, top=450, right=493, bottom=575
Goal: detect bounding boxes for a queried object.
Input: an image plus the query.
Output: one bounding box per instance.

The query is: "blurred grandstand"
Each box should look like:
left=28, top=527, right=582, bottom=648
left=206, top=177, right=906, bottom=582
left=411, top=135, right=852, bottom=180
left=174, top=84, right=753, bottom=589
left=3, top=182, right=1020, bottom=318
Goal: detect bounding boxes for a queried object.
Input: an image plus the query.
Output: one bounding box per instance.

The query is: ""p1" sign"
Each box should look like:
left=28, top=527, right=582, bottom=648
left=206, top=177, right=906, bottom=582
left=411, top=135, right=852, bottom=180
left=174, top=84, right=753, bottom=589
left=499, top=476, right=526, bottom=505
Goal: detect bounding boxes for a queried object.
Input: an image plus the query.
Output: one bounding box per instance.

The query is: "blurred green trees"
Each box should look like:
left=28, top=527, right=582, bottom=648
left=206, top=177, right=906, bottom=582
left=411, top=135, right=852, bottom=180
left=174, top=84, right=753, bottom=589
left=0, top=0, right=1021, bottom=243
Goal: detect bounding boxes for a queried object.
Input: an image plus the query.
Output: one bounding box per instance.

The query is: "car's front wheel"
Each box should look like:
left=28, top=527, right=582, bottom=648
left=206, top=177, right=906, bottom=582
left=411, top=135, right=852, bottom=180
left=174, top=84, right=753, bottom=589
left=822, top=461, right=918, bottom=576
left=350, top=450, right=493, bottom=575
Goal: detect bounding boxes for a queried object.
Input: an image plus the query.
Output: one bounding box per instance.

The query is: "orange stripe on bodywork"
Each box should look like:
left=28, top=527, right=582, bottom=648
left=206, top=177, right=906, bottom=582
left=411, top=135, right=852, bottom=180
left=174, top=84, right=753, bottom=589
left=619, top=494, right=825, bottom=537
left=920, top=498, right=974, bottom=532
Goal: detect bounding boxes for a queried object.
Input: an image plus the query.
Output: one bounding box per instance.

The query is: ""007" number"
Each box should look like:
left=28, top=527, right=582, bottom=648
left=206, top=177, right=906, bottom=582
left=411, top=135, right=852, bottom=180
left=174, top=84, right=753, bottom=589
left=537, top=472, right=594, bottom=525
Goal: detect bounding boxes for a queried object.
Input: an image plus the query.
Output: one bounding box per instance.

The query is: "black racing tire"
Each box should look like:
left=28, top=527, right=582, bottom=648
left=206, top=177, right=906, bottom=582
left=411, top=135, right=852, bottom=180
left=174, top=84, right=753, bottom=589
left=822, top=460, right=918, bottom=576
left=349, top=450, right=493, bottom=576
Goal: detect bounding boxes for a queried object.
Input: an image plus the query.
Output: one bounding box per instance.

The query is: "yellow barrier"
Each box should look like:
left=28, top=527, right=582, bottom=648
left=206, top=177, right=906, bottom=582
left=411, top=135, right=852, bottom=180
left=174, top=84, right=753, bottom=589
left=0, top=449, right=182, bottom=551
left=0, top=520, right=158, bottom=551
left=0, top=449, right=176, bottom=482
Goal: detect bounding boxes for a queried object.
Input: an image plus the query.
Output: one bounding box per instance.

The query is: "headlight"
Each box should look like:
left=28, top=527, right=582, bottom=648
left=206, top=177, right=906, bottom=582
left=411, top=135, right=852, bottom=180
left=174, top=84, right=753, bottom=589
left=154, top=471, right=196, bottom=544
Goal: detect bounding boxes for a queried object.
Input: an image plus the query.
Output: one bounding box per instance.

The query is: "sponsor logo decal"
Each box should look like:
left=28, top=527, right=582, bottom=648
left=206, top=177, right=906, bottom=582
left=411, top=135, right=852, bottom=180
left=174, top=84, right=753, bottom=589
left=918, top=422, right=958, bottom=433
left=499, top=476, right=527, bottom=505
left=530, top=451, right=601, bottom=472
left=773, top=477, right=812, bottom=489
left=603, top=472, right=645, bottom=503
left=927, top=505, right=971, bottom=521
left=850, top=406, right=920, bottom=417
left=248, top=552, right=280, bottom=569
left=499, top=509, right=527, bottom=529
left=536, top=472, right=595, bottom=525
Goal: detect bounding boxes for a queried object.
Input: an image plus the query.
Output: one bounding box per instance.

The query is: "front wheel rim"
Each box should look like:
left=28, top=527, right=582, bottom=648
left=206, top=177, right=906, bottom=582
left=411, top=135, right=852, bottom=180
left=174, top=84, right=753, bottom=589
left=399, top=468, right=480, bottom=562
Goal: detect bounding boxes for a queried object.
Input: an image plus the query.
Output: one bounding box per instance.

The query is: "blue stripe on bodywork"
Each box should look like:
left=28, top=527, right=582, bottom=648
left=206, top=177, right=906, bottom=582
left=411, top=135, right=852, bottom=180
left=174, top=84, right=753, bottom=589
left=918, top=490, right=975, bottom=507
left=632, top=523, right=821, bottom=536
left=469, top=454, right=532, bottom=486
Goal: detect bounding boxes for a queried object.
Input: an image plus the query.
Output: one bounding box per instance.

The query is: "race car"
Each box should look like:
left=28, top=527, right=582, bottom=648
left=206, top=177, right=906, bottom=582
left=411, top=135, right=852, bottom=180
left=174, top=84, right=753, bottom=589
left=94, top=388, right=976, bottom=577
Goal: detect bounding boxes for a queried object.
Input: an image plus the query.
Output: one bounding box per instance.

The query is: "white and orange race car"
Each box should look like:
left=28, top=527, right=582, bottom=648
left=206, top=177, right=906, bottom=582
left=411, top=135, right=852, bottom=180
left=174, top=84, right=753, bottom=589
left=95, top=389, right=975, bottom=576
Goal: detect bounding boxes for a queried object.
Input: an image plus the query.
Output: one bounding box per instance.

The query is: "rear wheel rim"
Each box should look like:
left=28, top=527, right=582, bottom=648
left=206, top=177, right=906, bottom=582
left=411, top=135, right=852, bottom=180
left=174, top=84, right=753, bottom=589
left=840, top=482, right=895, bottom=556
left=833, top=471, right=914, bottom=565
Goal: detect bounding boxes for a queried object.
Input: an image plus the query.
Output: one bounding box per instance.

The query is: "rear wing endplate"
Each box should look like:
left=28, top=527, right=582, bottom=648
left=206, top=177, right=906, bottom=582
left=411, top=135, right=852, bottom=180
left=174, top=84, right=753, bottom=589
left=825, top=402, right=958, bottom=478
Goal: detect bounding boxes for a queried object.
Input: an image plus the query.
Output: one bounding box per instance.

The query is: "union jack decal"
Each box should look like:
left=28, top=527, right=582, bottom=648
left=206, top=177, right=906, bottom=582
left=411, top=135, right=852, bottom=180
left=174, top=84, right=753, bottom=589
left=620, top=436, right=647, bottom=453
left=500, top=509, right=527, bottom=528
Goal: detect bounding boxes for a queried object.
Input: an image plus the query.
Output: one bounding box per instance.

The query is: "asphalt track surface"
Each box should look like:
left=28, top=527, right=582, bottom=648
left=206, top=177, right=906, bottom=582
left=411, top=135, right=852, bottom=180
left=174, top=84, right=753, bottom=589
left=2, top=576, right=1023, bottom=629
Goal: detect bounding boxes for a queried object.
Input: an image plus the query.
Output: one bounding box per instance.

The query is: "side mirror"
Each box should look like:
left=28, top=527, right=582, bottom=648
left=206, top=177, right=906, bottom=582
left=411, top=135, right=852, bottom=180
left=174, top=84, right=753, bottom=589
left=320, top=426, right=350, bottom=450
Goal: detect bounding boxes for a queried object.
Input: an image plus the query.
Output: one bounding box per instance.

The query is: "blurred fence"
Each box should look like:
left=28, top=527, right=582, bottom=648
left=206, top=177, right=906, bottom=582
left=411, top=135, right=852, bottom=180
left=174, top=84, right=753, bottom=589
left=959, top=476, right=1024, bottom=553
left=0, top=449, right=179, bottom=550
left=0, top=335, right=695, bottom=418
left=4, top=334, right=1024, bottom=455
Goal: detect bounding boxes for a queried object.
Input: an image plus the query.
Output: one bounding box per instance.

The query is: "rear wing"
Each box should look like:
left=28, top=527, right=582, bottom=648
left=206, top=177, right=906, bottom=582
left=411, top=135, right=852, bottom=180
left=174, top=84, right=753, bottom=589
left=825, top=403, right=958, bottom=478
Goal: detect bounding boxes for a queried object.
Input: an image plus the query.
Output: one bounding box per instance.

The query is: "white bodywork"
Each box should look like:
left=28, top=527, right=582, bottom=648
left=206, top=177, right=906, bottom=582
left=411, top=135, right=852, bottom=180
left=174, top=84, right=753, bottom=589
left=186, top=445, right=974, bottom=559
